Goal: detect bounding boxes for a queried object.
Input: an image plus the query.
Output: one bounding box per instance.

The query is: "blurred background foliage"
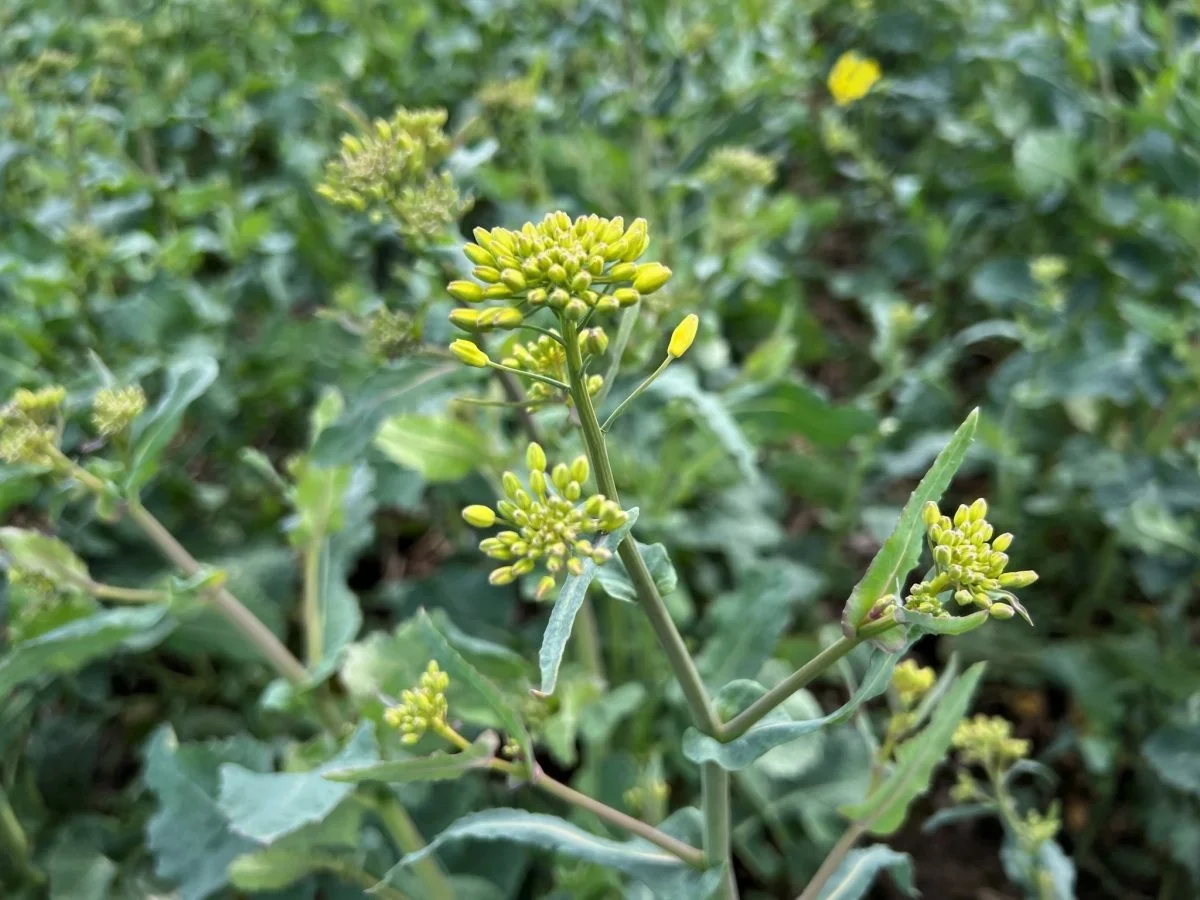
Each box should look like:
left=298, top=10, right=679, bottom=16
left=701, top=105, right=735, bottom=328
left=2, top=0, right=1199, bottom=897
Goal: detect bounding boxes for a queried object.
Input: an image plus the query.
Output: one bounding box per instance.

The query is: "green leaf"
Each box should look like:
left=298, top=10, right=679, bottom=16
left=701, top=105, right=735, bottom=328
left=377, top=808, right=722, bottom=899
left=293, top=464, right=352, bottom=544
left=595, top=538, right=676, bottom=603
left=309, top=540, right=363, bottom=684
left=312, top=361, right=456, bottom=465
left=374, top=414, right=486, bottom=482
left=735, top=380, right=875, bottom=448
left=0, top=527, right=90, bottom=583
left=683, top=647, right=903, bottom=770
left=324, top=731, right=498, bottom=784
left=1014, top=130, right=1077, bottom=198
left=816, top=845, right=917, bottom=900
left=126, top=354, right=219, bottom=491
left=1143, top=725, right=1200, bottom=797
left=537, top=509, right=638, bottom=696
left=893, top=608, right=990, bottom=635
left=218, top=722, right=377, bottom=844
left=228, top=798, right=363, bottom=891
left=842, top=409, right=979, bottom=635
left=650, top=366, right=759, bottom=483
left=144, top=727, right=271, bottom=900
left=696, top=560, right=824, bottom=690
left=417, top=610, right=535, bottom=772
left=840, top=662, right=986, bottom=834
left=0, top=607, right=172, bottom=695
left=1001, top=836, right=1076, bottom=900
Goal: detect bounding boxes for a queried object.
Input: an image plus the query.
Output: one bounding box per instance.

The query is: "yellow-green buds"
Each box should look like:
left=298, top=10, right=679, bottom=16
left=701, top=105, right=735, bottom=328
left=632, top=263, right=672, bottom=295
left=500, top=332, right=605, bottom=404
left=449, top=308, right=481, bottom=330
left=450, top=339, right=490, bottom=368
left=1, top=386, right=65, bottom=466
left=701, top=146, right=777, bottom=188
left=952, top=715, right=1030, bottom=768
left=669, top=314, right=699, bottom=359
left=91, top=385, right=146, bottom=437
left=891, top=659, right=935, bottom=708
left=827, top=51, right=881, bottom=106
left=463, top=442, right=625, bottom=596
left=384, top=660, right=450, bottom=744
left=904, top=499, right=1037, bottom=624
left=580, top=327, right=609, bottom=355
left=448, top=280, right=485, bottom=303
left=15, top=386, right=66, bottom=415
left=462, top=505, right=496, bottom=528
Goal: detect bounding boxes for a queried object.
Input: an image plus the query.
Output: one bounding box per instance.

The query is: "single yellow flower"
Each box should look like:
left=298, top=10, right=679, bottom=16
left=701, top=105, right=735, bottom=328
left=827, top=52, right=881, bottom=106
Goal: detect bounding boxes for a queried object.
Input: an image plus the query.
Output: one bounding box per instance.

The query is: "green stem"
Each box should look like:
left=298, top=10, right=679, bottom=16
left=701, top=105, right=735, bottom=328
left=371, top=792, right=457, bottom=900
left=303, top=541, right=323, bottom=669
left=311, top=853, right=411, bottom=900
left=600, top=356, right=672, bottom=431
left=702, top=764, right=738, bottom=898
left=795, top=818, right=869, bottom=900
left=720, top=616, right=898, bottom=741
left=126, top=499, right=310, bottom=686
left=71, top=575, right=165, bottom=604
left=0, top=787, right=43, bottom=887
left=487, top=361, right=568, bottom=393
left=574, top=588, right=606, bottom=682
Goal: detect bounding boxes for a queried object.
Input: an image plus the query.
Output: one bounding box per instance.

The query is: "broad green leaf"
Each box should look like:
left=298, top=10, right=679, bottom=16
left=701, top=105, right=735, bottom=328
left=0, top=527, right=89, bottom=583
left=0, top=607, right=172, bottom=695
left=1143, top=725, right=1200, bottom=797
left=417, top=610, right=535, bottom=772
left=126, top=354, right=219, bottom=491
left=538, top=509, right=638, bottom=696
left=218, top=723, right=377, bottom=844
left=309, top=541, right=363, bottom=684
left=840, top=662, right=986, bottom=834
left=842, top=409, right=979, bottom=635
left=292, top=463, right=352, bottom=544
left=324, top=731, right=498, bottom=784
left=378, top=808, right=722, bottom=899
left=228, top=798, right=363, bottom=891
left=1014, top=130, right=1077, bottom=198
left=1001, top=836, right=1076, bottom=900
left=374, top=414, right=486, bottom=482
left=684, top=647, right=903, bottom=770
left=595, top=537, right=676, bottom=604
left=311, top=361, right=456, bottom=465
left=696, top=560, right=824, bottom=690
left=816, top=845, right=917, bottom=900
left=144, top=727, right=270, bottom=900
left=650, top=366, right=759, bottom=483
left=735, top=380, right=875, bottom=448
left=46, top=848, right=117, bottom=900
left=894, top=608, right=990, bottom=635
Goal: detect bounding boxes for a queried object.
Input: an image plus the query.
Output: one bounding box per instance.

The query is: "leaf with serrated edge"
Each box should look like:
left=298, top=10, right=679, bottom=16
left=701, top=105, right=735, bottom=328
left=324, top=732, right=498, bottom=784
left=417, top=610, right=535, bottom=773
left=536, top=509, right=638, bottom=696
left=683, top=646, right=905, bottom=771
left=842, top=409, right=979, bottom=635
left=375, top=808, right=722, bottom=899
left=840, top=662, right=986, bottom=834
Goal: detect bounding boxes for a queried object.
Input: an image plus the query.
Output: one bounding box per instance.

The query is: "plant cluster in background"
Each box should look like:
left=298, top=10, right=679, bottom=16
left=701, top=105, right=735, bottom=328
left=2, top=0, right=1199, bottom=898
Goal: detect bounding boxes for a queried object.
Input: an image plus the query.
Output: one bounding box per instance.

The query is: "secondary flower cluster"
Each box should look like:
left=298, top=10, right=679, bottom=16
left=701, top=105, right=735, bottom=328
left=891, top=659, right=936, bottom=708
left=0, top=386, right=64, bottom=465
left=384, top=660, right=450, bottom=745
left=445, top=212, right=672, bottom=330
left=701, top=146, right=777, bottom=188
left=316, top=107, right=467, bottom=238
left=502, top=329, right=607, bottom=403
left=92, top=385, right=146, bottom=437
left=952, top=714, right=1031, bottom=769
left=462, top=442, right=627, bottom=599
left=902, top=499, right=1037, bottom=622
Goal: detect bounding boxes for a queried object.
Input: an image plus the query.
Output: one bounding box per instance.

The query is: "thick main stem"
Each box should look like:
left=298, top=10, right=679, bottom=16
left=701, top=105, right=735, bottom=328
left=371, top=794, right=456, bottom=900
left=303, top=542, right=323, bottom=668
left=795, top=819, right=868, bottom=900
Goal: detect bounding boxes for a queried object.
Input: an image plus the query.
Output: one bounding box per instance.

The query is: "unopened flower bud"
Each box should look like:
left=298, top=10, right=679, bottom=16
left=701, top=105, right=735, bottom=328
left=580, top=328, right=609, bottom=355
left=501, top=269, right=527, bottom=290
left=535, top=576, right=556, bottom=600
left=632, top=262, right=672, bottom=295
left=564, top=298, right=589, bottom=322
left=462, top=505, right=496, bottom=528
left=989, top=603, right=1015, bottom=620
left=992, top=532, right=1013, bottom=552
left=449, top=308, right=480, bottom=330
left=489, top=566, right=516, bottom=586
left=608, top=262, right=636, bottom=282
left=570, top=456, right=589, bottom=484
left=668, top=314, right=699, bottom=358
left=613, top=288, right=640, bottom=307
left=491, top=307, right=524, bottom=329
left=922, top=501, right=940, bottom=527
left=527, top=442, right=547, bottom=472
left=473, top=266, right=501, bottom=283
left=450, top=339, right=489, bottom=367
left=448, top=280, right=485, bottom=303
left=998, top=570, right=1038, bottom=589
left=463, top=243, right=495, bottom=266
left=969, top=498, right=988, bottom=522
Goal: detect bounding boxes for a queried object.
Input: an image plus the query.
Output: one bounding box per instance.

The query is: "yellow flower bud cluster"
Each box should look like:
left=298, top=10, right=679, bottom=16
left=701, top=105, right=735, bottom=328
left=462, top=442, right=627, bottom=599
left=701, top=146, right=777, bottom=188
left=623, top=780, right=670, bottom=814
left=1022, top=805, right=1062, bottom=845
left=500, top=331, right=606, bottom=403
left=0, top=386, right=65, bottom=466
left=316, top=108, right=466, bottom=238
left=91, top=385, right=146, bottom=437
left=827, top=51, right=882, bottom=106
left=7, top=567, right=59, bottom=604
left=952, top=715, right=1031, bottom=768
left=446, top=211, right=671, bottom=326
left=891, top=659, right=936, bottom=708
left=384, top=660, right=450, bottom=744
left=901, top=499, right=1037, bottom=622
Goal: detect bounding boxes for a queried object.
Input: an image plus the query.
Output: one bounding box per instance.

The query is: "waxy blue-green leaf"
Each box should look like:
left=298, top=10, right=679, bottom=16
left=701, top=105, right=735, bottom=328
left=537, top=509, right=638, bottom=697
left=684, top=646, right=903, bottom=770
left=375, top=413, right=486, bottom=482
left=595, top=538, right=675, bottom=603
left=126, top=354, right=219, bottom=491
left=650, top=366, right=759, bottom=483
left=0, top=527, right=90, bottom=583
left=324, top=731, right=497, bottom=784
left=417, top=609, right=535, bottom=772
left=842, top=408, right=979, bottom=635
left=893, top=607, right=990, bottom=635
left=228, top=799, right=363, bottom=891
left=816, top=844, right=917, bottom=900
left=840, top=662, right=986, bottom=834
left=0, top=606, right=172, bottom=695
left=218, top=722, right=377, bottom=844
left=376, top=808, right=722, bottom=899
left=1143, top=724, right=1200, bottom=798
